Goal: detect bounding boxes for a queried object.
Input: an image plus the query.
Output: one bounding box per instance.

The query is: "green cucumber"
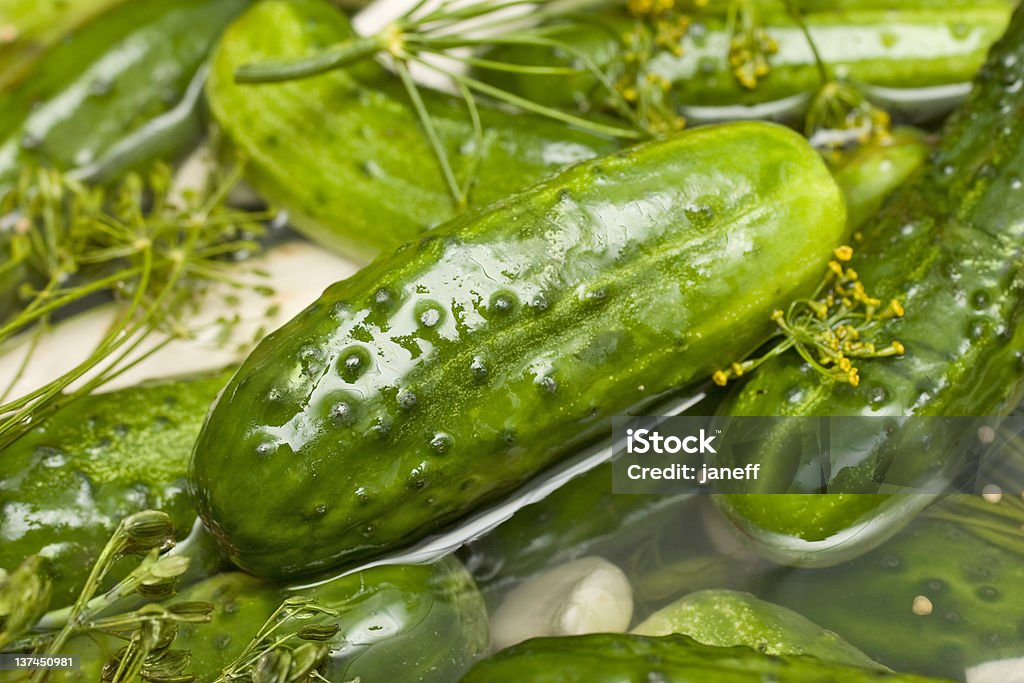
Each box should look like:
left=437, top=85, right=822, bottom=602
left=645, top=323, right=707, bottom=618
left=190, top=120, right=845, bottom=580
left=459, top=633, right=951, bottom=682
left=481, top=3, right=1010, bottom=117
left=0, top=0, right=130, bottom=92
left=0, top=369, right=233, bottom=609
left=0, top=0, right=248, bottom=192
left=54, top=557, right=488, bottom=683
left=408, top=130, right=925, bottom=602
left=833, top=127, right=929, bottom=231
left=758, top=494, right=1024, bottom=678
left=711, top=0, right=1024, bottom=562
left=205, top=0, right=617, bottom=261
left=632, top=589, right=881, bottom=670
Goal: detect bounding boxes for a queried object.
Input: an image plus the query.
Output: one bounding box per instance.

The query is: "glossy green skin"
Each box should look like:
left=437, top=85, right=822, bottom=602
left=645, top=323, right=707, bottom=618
left=0, top=370, right=232, bottom=609
left=55, top=558, right=488, bottom=683
left=456, top=142, right=916, bottom=596
left=759, top=498, right=1024, bottom=678
left=205, top=0, right=618, bottom=262
left=0, top=0, right=131, bottom=91
left=459, top=634, right=951, bottom=683
left=834, top=127, right=929, bottom=231
left=714, top=2, right=1024, bottom=551
left=483, top=4, right=1010, bottom=110
left=0, top=0, right=248, bottom=191
left=632, top=589, right=881, bottom=670
left=190, top=121, right=845, bottom=580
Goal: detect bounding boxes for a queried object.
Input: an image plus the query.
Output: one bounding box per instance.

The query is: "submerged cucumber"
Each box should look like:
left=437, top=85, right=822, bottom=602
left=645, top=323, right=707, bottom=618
left=712, top=0, right=1024, bottom=563
left=0, top=369, right=233, bottom=608
left=459, top=463, right=694, bottom=602
left=632, top=589, right=881, bottom=670
left=481, top=3, right=1010, bottom=119
left=55, top=557, right=488, bottom=683
left=758, top=494, right=1024, bottom=678
left=191, top=121, right=845, bottom=579
left=205, top=0, right=617, bottom=261
left=459, top=633, right=951, bottom=682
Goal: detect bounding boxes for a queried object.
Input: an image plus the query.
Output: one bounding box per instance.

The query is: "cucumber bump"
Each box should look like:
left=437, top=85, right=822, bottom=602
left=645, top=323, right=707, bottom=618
left=190, top=121, right=845, bottom=579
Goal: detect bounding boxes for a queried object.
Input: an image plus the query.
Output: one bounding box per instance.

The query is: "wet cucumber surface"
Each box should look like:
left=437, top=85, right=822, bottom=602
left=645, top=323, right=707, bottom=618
left=52, top=557, right=488, bottom=683
left=481, top=3, right=1011, bottom=113
left=459, top=633, right=952, bottom=682
left=0, top=369, right=233, bottom=608
left=0, top=0, right=247, bottom=189
left=713, top=0, right=1024, bottom=551
left=206, top=0, right=618, bottom=261
left=190, top=121, right=844, bottom=579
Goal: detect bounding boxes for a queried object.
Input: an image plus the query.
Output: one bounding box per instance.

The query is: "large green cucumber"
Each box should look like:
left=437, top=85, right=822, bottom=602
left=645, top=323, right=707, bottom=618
left=205, top=0, right=617, bottom=261
left=710, top=0, right=1024, bottom=563
left=632, top=589, right=881, bottom=670
left=481, top=3, right=1010, bottom=115
left=0, top=0, right=249, bottom=192
left=55, top=557, right=488, bottom=683
left=190, top=120, right=845, bottom=579
left=459, top=634, right=951, bottom=682
left=0, top=369, right=233, bottom=609
left=758, top=494, right=1024, bottom=678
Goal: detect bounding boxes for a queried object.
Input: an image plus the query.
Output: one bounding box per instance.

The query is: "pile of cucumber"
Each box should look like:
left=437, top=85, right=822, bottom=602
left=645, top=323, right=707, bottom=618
left=2, top=0, right=1024, bottom=681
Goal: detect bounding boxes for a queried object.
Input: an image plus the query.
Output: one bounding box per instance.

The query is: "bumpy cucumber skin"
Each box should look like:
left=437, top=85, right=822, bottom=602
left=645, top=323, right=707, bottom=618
left=191, top=120, right=844, bottom=579
left=759, top=499, right=1024, bottom=678
left=483, top=5, right=1010, bottom=110
left=0, top=370, right=233, bottom=609
left=632, top=589, right=881, bottom=670
left=459, top=634, right=951, bottom=682
left=55, top=558, right=488, bottom=683
left=714, top=3, right=1024, bottom=546
left=205, top=0, right=617, bottom=262
left=0, top=0, right=247, bottom=190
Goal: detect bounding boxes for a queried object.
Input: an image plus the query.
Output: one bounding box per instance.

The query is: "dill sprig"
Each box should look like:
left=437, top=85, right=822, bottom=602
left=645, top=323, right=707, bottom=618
left=211, top=597, right=344, bottom=683
left=805, top=79, right=892, bottom=151
left=234, top=0, right=644, bottom=208
left=0, top=161, right=273, bottom=450
left=727, top=0, right=778, bottom=89
left=0, top=511, right=215, bottom=683
left=712, top=245, right=906, bottom=388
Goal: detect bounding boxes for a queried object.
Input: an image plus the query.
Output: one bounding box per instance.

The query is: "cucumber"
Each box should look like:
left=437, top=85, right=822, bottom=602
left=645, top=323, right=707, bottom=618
left=190, top=120, right=845, bottom=580
left=711, top=0, right=1024, bottom=563
left=833, top=127, right=929, bottom=231
left=54, top=557, right=488, bottom=683
left=205, top=0, right=617, bottom=261
left=758, top=494, right=1024, bottom=678
left=0, top=369, right=233, bottom=609
left=0, top=0, right=130, bottom=92
left=632, top=589, right=881, bottom=670
left=480, top=3, right=1010, bottom=118
left=0, top=0, right=249, bottom=192
left=459, top=633, right=951, bottom=682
